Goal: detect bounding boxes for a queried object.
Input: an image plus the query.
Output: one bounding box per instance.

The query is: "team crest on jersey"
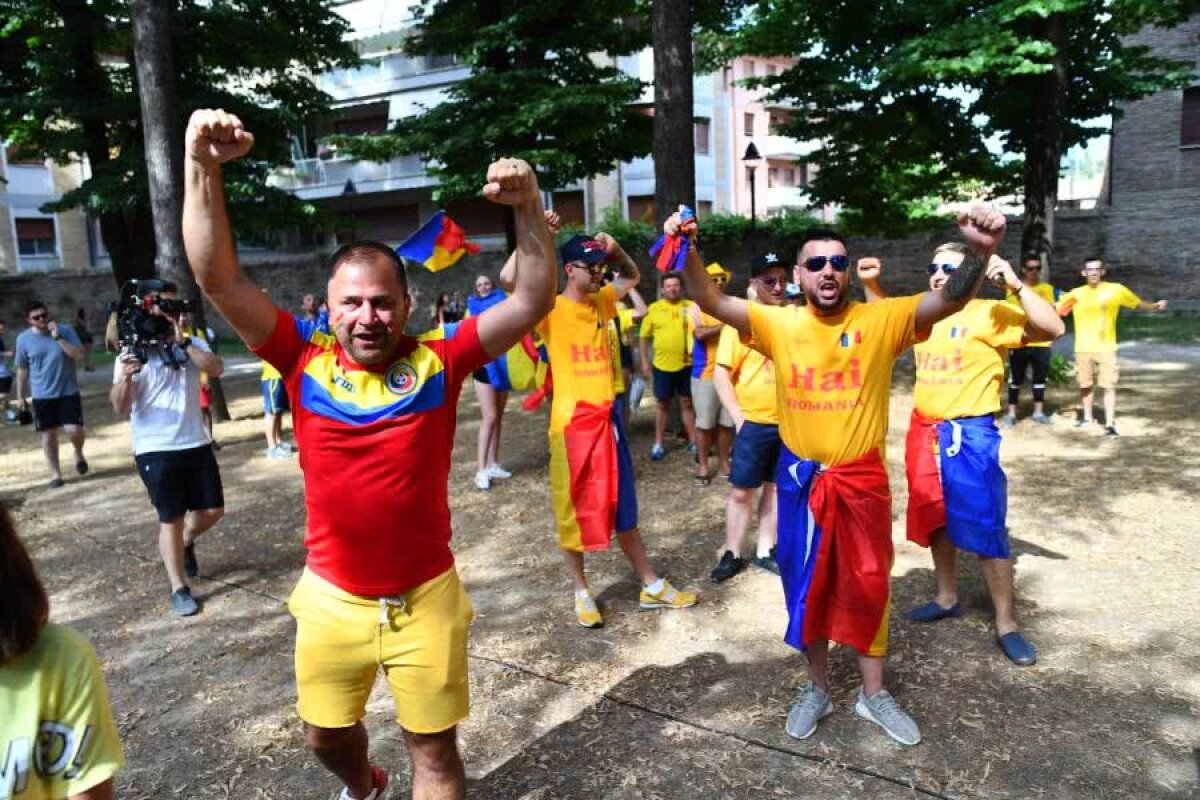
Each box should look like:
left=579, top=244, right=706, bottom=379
left=385, top=362, right=419, bottom=395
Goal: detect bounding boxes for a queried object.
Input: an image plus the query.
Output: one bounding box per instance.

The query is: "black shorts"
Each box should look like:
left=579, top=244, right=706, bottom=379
left=135, top=444, right=224, bottom=522
left=32, top=394, right=84, bottom=432
left=652, top=368, right=691, bottom=401
left=0, top=374, right=12, bottom=394
left=1009, top=347, right=1052, bottom=386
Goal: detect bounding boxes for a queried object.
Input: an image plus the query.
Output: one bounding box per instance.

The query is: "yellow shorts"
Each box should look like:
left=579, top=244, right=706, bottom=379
left=287, top=566, right=473, bottom=734
left=1076, top=351, right=1118, bottom=389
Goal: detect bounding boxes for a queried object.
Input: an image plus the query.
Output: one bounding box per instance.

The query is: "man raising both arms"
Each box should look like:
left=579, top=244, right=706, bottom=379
left=860, top=249, right=1063, bottom=667
left=1057, top=257, right=1168, bottom=437
left=538, top=233, right=697, bottom=628
left=674, top=205, right=1005, bottom=746
left=182, top=109, right=556, bottom=800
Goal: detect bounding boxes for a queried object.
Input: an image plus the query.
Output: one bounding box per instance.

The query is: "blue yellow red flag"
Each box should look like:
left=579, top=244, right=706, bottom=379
left=396, top=210, right=480, bottom=272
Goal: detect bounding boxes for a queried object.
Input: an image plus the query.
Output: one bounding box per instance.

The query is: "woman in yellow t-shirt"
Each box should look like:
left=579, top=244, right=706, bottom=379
left=0, top=502, right=124, bottom=799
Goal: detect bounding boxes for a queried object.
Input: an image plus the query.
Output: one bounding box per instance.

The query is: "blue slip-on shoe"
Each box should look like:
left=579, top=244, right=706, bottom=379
left=650, top=444, right=666, bottom=461
left=905, top=601, right=962, bottom=623
left=997, top=631, right=1038, bottom=666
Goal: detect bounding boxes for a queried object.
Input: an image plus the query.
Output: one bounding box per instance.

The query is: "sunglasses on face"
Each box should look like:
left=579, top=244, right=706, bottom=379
left=801, top=255, right=850, bottom=273
left=571, top=262, right=606, bottom=276
left=711, top=276, right=729, bottom=285
left=29, top=313, right=48, bottom=321
left=754, top=275, right=784, bottom=288
left=927, top=262, right=960, bottom=276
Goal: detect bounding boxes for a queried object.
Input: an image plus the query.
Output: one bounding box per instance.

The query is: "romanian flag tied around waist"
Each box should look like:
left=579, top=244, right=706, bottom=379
left=550, top=401, right=619, bottom=552
left=775, top=447, right=893, bottom=656
left=648, top=206, right=697, bottom=272
left=905, top=410, right=1010, bottom=559
left=396, top=210, right=479, bottom=272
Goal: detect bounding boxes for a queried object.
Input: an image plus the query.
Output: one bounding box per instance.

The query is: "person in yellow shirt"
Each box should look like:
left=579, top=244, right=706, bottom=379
left=537, top=234, right=697, bottom=629
left=1057, top=257, right=1168, bottom=437
left=861, top=247, right=1063, bottom=668
left=1002, top=256, right=1059, bottom=426
left=673, top=203, right=1007, bottom=747
left=690, top=263, right=735, bottom=485
left=710, top=252, right=788, bottom=582
left=0, top=501, right=124, bottom=799
left=639, top=273, right=696, bottom=460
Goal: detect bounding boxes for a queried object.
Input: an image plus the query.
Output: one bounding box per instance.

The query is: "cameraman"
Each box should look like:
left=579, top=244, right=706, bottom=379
left=110, top=284, right=225, bottom=618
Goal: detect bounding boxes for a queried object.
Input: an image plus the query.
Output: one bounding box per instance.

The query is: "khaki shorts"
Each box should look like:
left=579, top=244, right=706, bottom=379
left=288, top=566, right=473, bottom=734
left=691, top=377, right=733, bottom=430
left=1076, top=351, right=1118, bottom=389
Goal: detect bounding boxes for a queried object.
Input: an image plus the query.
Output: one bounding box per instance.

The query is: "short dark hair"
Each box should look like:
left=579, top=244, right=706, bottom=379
left=0, top=502, right=49, bottom=665
left=661, top=272, right=683, bottom=285
left=327, top=241, right=408, bottom=291
left=1021, top=253, right=1041, bottom=265
left=1083, top=256, right=1105, bottom=267
left=796, top=228, right=847, bottom=260
left=24, top=300, right=47, bottom=316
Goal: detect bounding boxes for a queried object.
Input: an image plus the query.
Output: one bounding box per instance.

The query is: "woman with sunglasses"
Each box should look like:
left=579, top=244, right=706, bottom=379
left=673, top=202, right=1008, bottom=748
left=867, top=247, right=1063, bottom=669
left=1002, top=257, right=1060, bottom=426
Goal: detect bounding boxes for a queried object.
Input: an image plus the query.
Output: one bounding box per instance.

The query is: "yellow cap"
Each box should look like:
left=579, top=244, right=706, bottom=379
left=705, top=262, right=731, bottom=279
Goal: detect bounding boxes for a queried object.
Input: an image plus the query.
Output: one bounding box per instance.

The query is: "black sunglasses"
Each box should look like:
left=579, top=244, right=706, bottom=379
left=927, top=262, right=960, bottom=276
left=571, top=262, right=606, bottom=275
left=711, top=275, right=729, bottom=285
left=802, top=255, right=850, bottom=273
left=29, top=313, right=48, bottom=321
left=754, top=275, right=784, bottom=288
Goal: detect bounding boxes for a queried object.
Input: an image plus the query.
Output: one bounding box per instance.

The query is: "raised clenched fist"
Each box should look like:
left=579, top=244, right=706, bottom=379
left=593, top=232, right=623, bottom=260
left=955, top=201, right=1006, bottom=256
left=856, top=257, right=882, bottom=283
left=544, top=209, right=562, bottom=235
left=985, top=254, right=1019, bottom=291
left=483, top=158, right=539, bottom=206
left=186, top=109, right=255, bottom=167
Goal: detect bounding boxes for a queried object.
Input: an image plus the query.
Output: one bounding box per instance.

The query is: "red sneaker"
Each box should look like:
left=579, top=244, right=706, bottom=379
left=339, top=766, right=388, bottom=800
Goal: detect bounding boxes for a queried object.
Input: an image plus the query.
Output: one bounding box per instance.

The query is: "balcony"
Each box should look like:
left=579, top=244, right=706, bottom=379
left=760, top=134, right=818, bottom=161
left=269, top=154, right=435, bottom=200
left=765, top=186, right=813, bottom=211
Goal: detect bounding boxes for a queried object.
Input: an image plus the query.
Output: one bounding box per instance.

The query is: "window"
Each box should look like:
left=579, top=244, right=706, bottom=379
left=333, top=115, right=389, bottom=136
left=694, top=120, right=710, bottom=155
left=1183, top=87, right=1200, bottom=147
left=627, top=195, right=655, bottom=223
left=743, top=112, right=755, bottom=137
left=16, top=218, right=56, bottom=257
left=551, top=191, right=585, bottom=226
left=697, top=201, right=713, bottom=217
left=768, top=168, right=778, bottom=188
left=798, top=161, right=810, bottom=187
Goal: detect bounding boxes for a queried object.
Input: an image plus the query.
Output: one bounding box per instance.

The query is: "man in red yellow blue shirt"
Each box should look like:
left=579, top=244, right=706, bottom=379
left=182, top=109, right=557, bottom=800
left=537, top=234, right=697, bottom=629
left=676, top=204, right=1007, bottom=747
left=861, top=247, right=1063, bottom=668
left=1057, top=257, right=1168, bottom=437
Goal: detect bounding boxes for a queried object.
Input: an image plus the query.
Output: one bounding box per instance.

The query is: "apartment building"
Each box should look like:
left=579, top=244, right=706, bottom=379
left=0, top=147, right=98, bottom=274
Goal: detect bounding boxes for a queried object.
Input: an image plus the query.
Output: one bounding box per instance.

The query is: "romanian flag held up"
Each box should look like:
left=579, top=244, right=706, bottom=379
left=396, top=210, right=480, bottom=272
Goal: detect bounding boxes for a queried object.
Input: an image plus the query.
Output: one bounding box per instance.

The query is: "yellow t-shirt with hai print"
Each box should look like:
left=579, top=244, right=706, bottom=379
left=914, top=299, right=1028, bottom=420
left=537, top=285, right=619, bottom=434
left=747, top=296, right=922, bottom=467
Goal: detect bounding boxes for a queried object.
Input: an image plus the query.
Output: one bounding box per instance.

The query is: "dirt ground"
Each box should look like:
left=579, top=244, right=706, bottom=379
left=3, top=341, right=1198, bottom=800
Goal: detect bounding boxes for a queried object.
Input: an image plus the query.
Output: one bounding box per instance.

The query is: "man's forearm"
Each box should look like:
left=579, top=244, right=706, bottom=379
left=713, top=368, right=743, bottom=428
left=509, top=197, right=556, bottom=311
left=110, top=379, right=135, bottom=416
left=15, top=368, right=27, bottom=403
left=188, top=348, right=224, bottom=377
left=611, top=249, right=640, bottom=283
left=183, top=159, right=240, bottom=296
left=639, top=340, right=652, bottom=372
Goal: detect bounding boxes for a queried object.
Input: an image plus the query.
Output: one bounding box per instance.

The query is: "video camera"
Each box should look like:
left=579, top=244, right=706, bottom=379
left=113, top=279, right=196, bottom=366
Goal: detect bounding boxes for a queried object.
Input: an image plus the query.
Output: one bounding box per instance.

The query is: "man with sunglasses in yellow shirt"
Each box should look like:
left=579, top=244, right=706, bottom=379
left=862, top=247, right=1063, bottom=669
left=674, top=204, right=1007, bottom=747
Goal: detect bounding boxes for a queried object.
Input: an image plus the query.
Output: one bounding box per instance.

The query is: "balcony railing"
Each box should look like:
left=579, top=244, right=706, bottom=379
left=269, top=154, right=433, bottom=197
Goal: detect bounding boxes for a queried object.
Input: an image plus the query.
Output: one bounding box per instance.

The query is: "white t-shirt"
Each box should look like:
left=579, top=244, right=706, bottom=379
left=113, top=339, right=212, bottom=455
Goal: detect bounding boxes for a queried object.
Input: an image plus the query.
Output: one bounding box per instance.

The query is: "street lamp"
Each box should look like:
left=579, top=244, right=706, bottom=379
left=743, top=142, right=761, bottom=238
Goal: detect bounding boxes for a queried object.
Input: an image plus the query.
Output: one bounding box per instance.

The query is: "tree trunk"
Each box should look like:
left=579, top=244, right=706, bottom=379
left=55, top=0, right=150, bottom=287
left=1020, top=13, right=1069, bottom=280
left=652, top=0, right=696, bottom=225
left=130, top=0, right=230, bottom=421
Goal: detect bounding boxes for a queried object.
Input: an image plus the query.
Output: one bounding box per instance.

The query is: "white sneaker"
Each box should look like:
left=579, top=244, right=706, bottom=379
left=486, top=463, right=512, bottom=479
left=278, top=441, right=298, bottom=453
left=266, top=446, right=289, bottom=460
left=474, top=470, right=491, bottom=490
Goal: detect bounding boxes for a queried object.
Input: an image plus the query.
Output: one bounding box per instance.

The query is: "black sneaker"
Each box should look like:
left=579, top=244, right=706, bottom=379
left=183, top=543, right=198, bottom=578
left=710, top=550, right=746, bottom=583
left=170, top=587, right=199, bottom=617
left=752, top=551, right=781, bottom=575
left=1105, top=425, right=1119, bottom=438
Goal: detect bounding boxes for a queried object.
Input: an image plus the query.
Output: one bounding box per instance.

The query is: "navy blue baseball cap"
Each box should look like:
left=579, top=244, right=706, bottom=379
left=560, top=234, right=607, bottom=266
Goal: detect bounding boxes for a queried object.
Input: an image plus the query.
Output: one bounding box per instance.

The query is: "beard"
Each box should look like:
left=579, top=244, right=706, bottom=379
left=804, top=279, right=849, bottom=313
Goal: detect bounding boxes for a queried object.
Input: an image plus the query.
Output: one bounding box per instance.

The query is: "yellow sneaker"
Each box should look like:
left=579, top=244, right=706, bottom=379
left=575, top=593, right=603, bottom=628
left=639, top=580, right=698, bottom=610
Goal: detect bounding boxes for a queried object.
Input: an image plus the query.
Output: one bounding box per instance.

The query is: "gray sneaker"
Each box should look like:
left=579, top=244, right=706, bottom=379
left=854, top=688, right=920, bottom=745
left=1031, top=411, right=1052, bottom=425
left=785, top=681, right=833, bottom=740
left=1000, top=414, right=1017, bottom=428
left=170, top=587, right=199, bottom=617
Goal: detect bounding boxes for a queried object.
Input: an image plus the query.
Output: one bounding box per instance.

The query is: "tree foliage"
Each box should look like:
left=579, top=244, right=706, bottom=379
left=0, top=0, right=356, bottom=284
left=715, top=0, right=1199, bottom=239
left=332, top=1, right=654, bottom=203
